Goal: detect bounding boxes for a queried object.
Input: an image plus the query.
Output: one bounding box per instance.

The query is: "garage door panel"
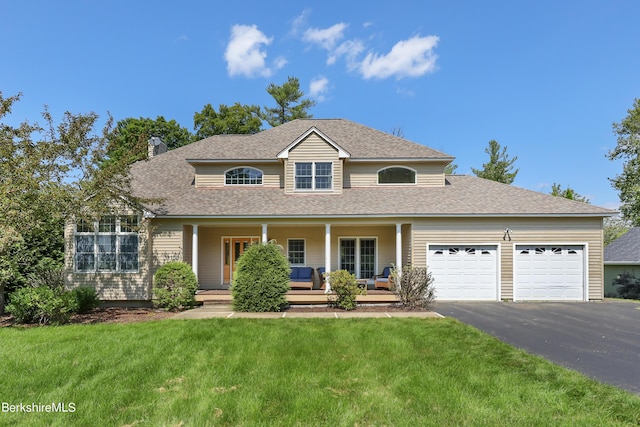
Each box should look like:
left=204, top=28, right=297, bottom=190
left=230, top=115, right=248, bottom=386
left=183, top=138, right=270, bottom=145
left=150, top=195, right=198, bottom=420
left=515, top=245, right=584, bottom=301
left=428, top=245, right=498, bottom=301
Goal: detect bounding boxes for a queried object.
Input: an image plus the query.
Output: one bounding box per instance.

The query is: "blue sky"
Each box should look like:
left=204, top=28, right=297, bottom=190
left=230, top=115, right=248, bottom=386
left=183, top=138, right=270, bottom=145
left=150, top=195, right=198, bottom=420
left=3, top=1, right=640, bottom=210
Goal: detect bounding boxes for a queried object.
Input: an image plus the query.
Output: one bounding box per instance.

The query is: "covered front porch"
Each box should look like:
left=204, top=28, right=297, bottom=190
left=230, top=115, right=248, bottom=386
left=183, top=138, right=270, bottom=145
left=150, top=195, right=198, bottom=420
left=181, top=220, right=411, bottom=291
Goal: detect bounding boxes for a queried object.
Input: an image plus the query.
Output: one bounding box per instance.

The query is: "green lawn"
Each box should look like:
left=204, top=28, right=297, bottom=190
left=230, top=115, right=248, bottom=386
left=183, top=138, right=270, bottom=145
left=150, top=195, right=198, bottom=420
left=1, top=318, right=638, bottom=426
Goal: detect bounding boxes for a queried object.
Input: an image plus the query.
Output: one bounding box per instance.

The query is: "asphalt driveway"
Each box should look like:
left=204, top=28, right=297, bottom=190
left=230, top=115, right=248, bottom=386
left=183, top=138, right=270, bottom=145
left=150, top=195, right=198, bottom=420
left=434, top=300, right=640, bottom=394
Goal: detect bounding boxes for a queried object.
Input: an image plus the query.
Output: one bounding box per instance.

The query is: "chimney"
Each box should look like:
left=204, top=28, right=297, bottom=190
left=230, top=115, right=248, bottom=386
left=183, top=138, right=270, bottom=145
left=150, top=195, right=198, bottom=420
left=148, top=137, right=167, bottom=158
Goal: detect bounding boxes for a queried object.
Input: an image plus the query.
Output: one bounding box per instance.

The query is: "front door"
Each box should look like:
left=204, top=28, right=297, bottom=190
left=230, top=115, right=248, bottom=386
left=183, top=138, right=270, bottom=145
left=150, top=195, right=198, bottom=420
left=223, top=237, right=259, bottom=284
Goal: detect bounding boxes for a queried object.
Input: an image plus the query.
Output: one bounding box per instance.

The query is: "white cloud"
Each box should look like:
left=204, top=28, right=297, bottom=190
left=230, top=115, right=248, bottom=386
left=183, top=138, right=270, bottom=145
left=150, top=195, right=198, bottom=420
left=309, top=76, right=330, bottom=101
left=291, top=9, right=311, bottom=36
left=224, top=24, right=274, bottom=78
left=330, top=39, right=365, bottom=67
left=303, top=23, right=348, bottom=50
left=359, top=35, right=439, bottom=80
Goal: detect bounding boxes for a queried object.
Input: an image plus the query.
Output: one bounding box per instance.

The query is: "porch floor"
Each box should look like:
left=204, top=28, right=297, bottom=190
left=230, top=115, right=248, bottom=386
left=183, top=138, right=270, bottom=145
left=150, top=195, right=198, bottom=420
left=196, top=289, right=399, bottom=305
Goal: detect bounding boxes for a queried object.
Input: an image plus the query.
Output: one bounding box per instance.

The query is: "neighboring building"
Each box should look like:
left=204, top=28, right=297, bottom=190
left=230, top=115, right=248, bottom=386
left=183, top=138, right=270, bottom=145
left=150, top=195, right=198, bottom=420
left=604, top=227, right=640, bottom=297
left=65, top=119, right=615, bottom=303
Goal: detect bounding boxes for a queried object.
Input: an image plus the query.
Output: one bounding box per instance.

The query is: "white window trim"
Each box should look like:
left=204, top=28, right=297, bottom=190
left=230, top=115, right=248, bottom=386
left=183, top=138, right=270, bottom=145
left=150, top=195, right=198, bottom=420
left=287, top=238, right=307, bottom=266
left=224, top=166, right=264, bottom=186
left=339, top=237, right=378, bottom=279
left=74, top=216, right=140, bottom=273
left=294, top=161, right=334, bottom=192
left=377, top=165, right=417, bottom=185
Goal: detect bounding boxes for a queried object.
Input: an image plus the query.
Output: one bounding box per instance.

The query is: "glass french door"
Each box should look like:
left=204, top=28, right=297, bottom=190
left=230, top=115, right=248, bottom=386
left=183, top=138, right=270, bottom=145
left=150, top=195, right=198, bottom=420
left=223, top=237, right=259, bottom=284
left=340, top=238, right=376, bottom=279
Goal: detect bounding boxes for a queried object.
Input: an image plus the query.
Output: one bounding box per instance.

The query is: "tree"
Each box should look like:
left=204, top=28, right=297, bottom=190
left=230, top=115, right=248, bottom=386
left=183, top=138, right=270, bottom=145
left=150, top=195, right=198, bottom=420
left=604, top=216, right=630, bottom=246
left=444, top=163, right=458, bottom=174
left=261, top=76, right=316, bottom=127
left=471, top=140, right=519, bottom=184
left=193, top=103, right=262, bottom=139
left=608, top=98, right=640, bottom=225
left=0, top=92, right=147, bottom=313
left=104, top=116, right=193, bottom=166
left=550, top=183, right=590, bottom=203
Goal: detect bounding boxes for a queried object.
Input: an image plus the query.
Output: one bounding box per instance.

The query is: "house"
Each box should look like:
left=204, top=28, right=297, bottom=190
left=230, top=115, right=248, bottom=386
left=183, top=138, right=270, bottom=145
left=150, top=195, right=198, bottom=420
left=604, top=227, right=640, bottom=297
left=64, top=118, right=615, bottom=303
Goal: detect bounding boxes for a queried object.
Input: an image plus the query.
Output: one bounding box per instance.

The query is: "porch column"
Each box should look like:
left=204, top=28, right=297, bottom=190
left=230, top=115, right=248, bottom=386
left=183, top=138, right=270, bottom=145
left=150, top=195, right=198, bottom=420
left=261, top=224, right=268, bottom=244
left=192, top=224, right=199, bottom=278
left=395, top=223, right=402, bottom=273
left=324, top=224, right=331, bottom=293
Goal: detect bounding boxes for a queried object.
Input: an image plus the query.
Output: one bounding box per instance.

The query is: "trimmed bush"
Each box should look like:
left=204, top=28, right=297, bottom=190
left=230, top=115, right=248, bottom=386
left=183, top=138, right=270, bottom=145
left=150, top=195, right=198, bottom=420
left=390, top=265, right=435, bottom=310
left=153, top=261, right=198, bottom=311
left=327, top=269, right=364, bottom=311
left=72, top=286, right=100, bottom=313
left=6, top=286, right=78, bottom=325
left=231, top=241, right=290, bottom=312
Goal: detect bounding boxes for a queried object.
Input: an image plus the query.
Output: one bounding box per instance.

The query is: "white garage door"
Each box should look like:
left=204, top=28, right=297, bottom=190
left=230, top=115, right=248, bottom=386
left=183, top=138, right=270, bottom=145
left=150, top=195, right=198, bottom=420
left=428, top=245, right=498, bottom=300
left=514, top=245, right=585, bottom=301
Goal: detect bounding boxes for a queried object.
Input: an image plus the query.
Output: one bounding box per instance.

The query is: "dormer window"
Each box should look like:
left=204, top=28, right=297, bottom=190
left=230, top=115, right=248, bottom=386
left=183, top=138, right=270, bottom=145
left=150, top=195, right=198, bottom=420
left=295, top=162, right=332, bottom=191
left=225, top=167, right=263, bottom=185
left=377, top=166, right=417, bottom=184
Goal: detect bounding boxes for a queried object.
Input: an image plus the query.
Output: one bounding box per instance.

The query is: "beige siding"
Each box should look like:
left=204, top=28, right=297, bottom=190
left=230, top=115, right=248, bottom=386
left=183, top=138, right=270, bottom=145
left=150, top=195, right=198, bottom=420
left=284, top=133, right=342, bottom=194
left=64, top=218, right=152, bottom=301
left=344, top=162, right=446, bottom=188
left=411, top=217, right=604, bottom=301
left=194, top=163, right=283, bottom=188
left=151, top=219, right=185, bottom=275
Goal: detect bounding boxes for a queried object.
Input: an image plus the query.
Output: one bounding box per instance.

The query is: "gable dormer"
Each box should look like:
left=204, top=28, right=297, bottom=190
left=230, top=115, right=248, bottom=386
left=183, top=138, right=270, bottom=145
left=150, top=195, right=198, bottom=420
left=277, top=127, right=350, bottom=194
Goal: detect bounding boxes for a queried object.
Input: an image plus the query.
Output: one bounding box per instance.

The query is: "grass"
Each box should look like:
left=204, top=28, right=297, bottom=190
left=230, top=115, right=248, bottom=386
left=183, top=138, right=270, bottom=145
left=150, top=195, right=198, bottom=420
left=0, top=318, right=639, bottom=426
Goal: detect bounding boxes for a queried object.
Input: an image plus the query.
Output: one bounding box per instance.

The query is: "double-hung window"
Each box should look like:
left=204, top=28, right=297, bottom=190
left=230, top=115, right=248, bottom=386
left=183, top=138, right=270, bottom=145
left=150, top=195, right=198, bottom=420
left=287, top=239, right=306, bottom=265
left=295, top=162, right=332, bottom=191
left=75, top=216, right=140, bottom=272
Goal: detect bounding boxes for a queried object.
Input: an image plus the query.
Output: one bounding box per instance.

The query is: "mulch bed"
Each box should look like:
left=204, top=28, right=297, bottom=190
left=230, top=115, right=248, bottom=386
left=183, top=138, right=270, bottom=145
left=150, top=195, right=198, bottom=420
left=0, top=304, right=430, bottom=327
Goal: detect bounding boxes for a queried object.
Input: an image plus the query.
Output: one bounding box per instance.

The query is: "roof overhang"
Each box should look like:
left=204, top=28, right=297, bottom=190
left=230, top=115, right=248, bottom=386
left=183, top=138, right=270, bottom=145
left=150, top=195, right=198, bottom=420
left=186, top=159, right=279, bottom=165
left=347, top=157, right=456, bottom=163
left=604, top=261, right=640, bottom=265
left=277, top=126, right=350, bottom=159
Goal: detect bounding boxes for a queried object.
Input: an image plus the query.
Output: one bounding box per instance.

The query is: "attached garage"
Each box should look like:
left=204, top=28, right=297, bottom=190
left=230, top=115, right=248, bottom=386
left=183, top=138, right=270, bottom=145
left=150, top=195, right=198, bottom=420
left=514, top=245, right=586, bottom=301
left=427, top=244, right=499, bottom=300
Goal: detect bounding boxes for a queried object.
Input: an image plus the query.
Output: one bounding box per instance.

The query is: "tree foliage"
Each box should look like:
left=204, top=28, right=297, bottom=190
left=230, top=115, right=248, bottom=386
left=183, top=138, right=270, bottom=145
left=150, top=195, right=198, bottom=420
left=471, top=140, right=519, bottom=184
left=608, top=98, right=640, bottom=225
left=104, top=116, right=193, bottom=166
left=604, top=216, right=630, bottom=246
left=193, top=103, right=262, bottom=139
left=0, top=91, right=146, bottom=312
left=550, top=183, right=590, bottom=203
left=262, top=76, right=316, bottom=127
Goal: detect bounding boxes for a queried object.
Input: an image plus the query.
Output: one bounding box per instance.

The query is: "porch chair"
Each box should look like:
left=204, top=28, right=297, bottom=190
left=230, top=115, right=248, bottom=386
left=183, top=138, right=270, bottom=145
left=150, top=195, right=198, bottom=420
left=317, top=267, right=326, bottom=290
left=289, top=266, right=314, bottom=290
left=373, top=266, right=393, bottom=290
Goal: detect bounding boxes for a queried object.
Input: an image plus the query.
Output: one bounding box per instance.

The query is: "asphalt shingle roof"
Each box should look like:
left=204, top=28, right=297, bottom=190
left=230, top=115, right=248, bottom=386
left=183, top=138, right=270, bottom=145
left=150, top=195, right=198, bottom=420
left=129, top=118, right=614, bottom=218
left=604, top=228, right=640, bottom=263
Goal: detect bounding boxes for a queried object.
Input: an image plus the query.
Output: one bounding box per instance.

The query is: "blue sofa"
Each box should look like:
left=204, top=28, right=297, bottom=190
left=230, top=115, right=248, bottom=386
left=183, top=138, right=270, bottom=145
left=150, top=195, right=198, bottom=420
left=289, top=267, right=314, bottom=289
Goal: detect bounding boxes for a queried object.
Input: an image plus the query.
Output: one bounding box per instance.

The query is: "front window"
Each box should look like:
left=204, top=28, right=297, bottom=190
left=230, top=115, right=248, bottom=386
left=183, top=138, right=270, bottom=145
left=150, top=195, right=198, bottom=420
left=295, top=162, right=332, bottom=191
left=225, top=167, right=263, bottom=185
left=378, top=166, right=416, bottom=184
left=75, top=216, right=140, bottom=272
left=288, top=239, right=306, bottom=265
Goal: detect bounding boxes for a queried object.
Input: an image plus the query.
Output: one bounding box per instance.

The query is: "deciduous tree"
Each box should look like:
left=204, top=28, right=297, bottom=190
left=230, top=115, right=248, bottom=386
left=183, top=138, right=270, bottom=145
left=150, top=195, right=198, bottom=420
left=550, top=183, right=590, bottom=203
left=193, top=103, right=262, bottom=139
left=608, top=98, right=640, bottom=224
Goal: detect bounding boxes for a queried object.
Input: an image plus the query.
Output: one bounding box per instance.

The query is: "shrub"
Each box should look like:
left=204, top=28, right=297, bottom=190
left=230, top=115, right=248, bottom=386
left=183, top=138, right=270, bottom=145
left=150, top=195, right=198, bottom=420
left=231, top=241, right=290, bottom=312
left=72, top=286, right=100, bottom=313
left=153, top=261, right=198, bottom=311
left=327, top=269, right=364, bottom=311
left=612, top=271, right=640, bottom=300
left=390, top=265, right=435, bottom=310
left=6, top=286, right=78, bottom=325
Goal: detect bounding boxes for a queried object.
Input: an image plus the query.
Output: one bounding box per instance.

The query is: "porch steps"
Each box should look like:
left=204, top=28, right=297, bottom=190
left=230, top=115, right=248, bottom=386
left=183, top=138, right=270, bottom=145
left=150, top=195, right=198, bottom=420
left=196, top=290, right=399, bottom=305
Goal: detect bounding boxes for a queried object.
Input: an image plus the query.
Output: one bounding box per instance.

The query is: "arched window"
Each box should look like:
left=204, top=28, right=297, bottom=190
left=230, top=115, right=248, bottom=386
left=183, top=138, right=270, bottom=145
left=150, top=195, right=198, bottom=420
left=225, top=167, right=263, bottom=185
left=377, top=166, right=416, bottom=184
